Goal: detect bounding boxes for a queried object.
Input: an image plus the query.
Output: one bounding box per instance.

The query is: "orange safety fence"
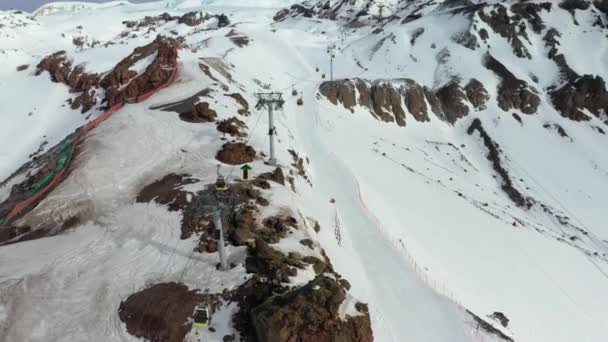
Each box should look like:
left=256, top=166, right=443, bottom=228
left=3, top=64, right=179, bottom=224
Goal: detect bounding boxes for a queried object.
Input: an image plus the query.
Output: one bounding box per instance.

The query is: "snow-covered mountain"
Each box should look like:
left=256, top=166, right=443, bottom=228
left=1, top=0, right=608, bottom=341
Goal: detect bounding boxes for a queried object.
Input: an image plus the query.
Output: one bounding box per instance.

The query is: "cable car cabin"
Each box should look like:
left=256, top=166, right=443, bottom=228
left=193, top=305, right=210, bottom=327
left=297, top=98, right=304, bottom=106
left=215, top=175, right=227, bottom=191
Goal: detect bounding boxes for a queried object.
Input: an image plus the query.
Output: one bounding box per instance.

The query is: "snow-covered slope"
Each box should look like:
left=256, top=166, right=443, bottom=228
left=1, top=0, right=608, bottom=341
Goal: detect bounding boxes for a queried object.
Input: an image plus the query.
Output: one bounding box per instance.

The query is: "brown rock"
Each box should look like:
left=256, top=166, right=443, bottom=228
left=192, top=102, right=217, bottom=122
left=178, top=11, right=207, bottom=26
left=217, top=117, right=247, bottom=136
left=464, top=79, right=489, bottom=110
left=225, top=93, right=250, bottom=115
left=246, top=239, right=298, bottom=283
left=251, top=275, right=373, bottom=342
left=371, top=81, right=406, bottom=126
left=483, top=54, right=540, bottom=114
left=401, top=79, right=430, bottom=122
left=436, top=81, right=470, bottom=124
left=319, top=80, right=358, bottom=112
left=478, top=4, right=531, bottom=59
left=550, top=75, right=608, bottom=121
left=216, top=143, right=256, bottom=165
left=16, top=64, right=29, bottom=71
left=118, top=282, right=203, bottom=342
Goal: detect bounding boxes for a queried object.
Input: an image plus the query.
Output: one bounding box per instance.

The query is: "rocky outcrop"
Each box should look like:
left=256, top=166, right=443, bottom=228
left=559, top=0, right=591, bottom=12
left=122, top=12, right=177, bottom=29
left=246, top=239, right=301, bottom=283
left=510, top=2, right=552, bottom=33
left=319, top=77, right=489, bottom=125
left=217, top=117, right=247, bottom=137
left=478, top=4, right=531, bottom=59
left=550, top=75, right=608, bottom=121
left=191, top=102, right=217, bottom=122
left=118, top=282, right=203, bottom=342
left=225, top=93, right=250, bottom=115
left=216, top=143, right=256, bottom=165
left=319, top=78, right=436, bottom=125
left=251, top=275, right=373, bottom=342
left=178, top=11, right=208, bottom=26
left=464, top=79, right=490, bottom=110
left=102, top=35, right=180, bottom=108
left=483, top=54, right=540, bottom=114
left=467, top=118, right=530, bottom=208
left=371, top=82, right=407, bottom=126
left=436, top=81, right=470, bottom=124
left=36, top=51, right=100, bottom=112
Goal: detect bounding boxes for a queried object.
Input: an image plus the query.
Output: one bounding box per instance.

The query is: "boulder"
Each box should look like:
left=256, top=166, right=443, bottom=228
left=216, top=143, right=256, bottom=165
left=245, top=239, right=299, bottom=283
left=371, top=81, right=406, bottom=126
left=192, top=102, right=217, bottom=122
left=251, top=275, right=373, bottom=342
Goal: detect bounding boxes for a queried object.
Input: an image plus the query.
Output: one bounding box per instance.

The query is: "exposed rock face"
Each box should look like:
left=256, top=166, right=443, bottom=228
left=16, top=64, right=29, bottom=71
left=251, top=275, right=373, bottom=342
left=595, top=0, right=608, bottom=14
left=510, top=2, right=552, bottom=33
left=478, top=4, right=532, bottom=58
left=467, top=118, right=530, bottom=208
left=122, top=12, right=177, bottom=29
left=246, top=239, right=300, bottom=283
left=178, top=11, right=208, bottom=26
left=559, top=0, right=591, bottom=11
left=319, top=78, right=434, bottom=125
left=191, top=102, right=217, bottom=122
left=436, top=81, right=470, bottom=124
left=464, top=79, right=490, bottom=110
left=371, top=82, right=407, bottom=126
left=550, top=75, right=608, bottom=121
left=217, top=117, right=247, bottom=137
left=225, top=93, right=250, bottom=115
left=483, top=54, right=540, bottom=114
left=102, top=35, right=180, bottom=108
left=36, top=51, right=100, bottom=112
left=216, top=143, right=256, bottom=165
left=118, top=282, right=203, bottom=342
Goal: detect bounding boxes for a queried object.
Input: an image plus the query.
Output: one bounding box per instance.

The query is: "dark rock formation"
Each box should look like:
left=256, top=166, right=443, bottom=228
left=478, top=4, right=531, bottom=59
left=225, top=93, right=250, bottom=115
left=251, top=275, right=373, bottom=342
left=36, top=51, right=100, bottom=112
left=136, top=174, right=196, bottom=212
left=246, top=239, right=300, bottom=283
left=122, top=12, right=177, bottom=29
left=216, top=143, right=256, bottom=165
left=550, top=75, right=608, bottom=121
left=464, top=79, right=490, bottom=110
left=511, top=2, right=552, bottom=33
left=257, top=167, right=285, bottom=186
left=16, top=64, right=29, bottom=71
left=191, top=102, right=217, bottom=122
left=319, top=78, right=434, bottom=124
left=436, top=81, right=470, bottom=124
left=102, top=35, right=180, bottom=108
left=467, top=118, right=530, bottom=208
left=371, top=82, right=407, bottom=126
left=178, top=11, right=208, bottom=26
left=217, top=117, right=247, bottom=137
left=559, top=0, right=591, bottom=11
left=483, top=54, right=540, bottom=114
left=118, top=282, right=203, bottom=342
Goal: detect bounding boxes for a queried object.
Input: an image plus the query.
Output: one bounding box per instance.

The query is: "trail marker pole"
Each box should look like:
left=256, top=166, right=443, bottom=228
left=255, top=92, right=285, bottom=166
